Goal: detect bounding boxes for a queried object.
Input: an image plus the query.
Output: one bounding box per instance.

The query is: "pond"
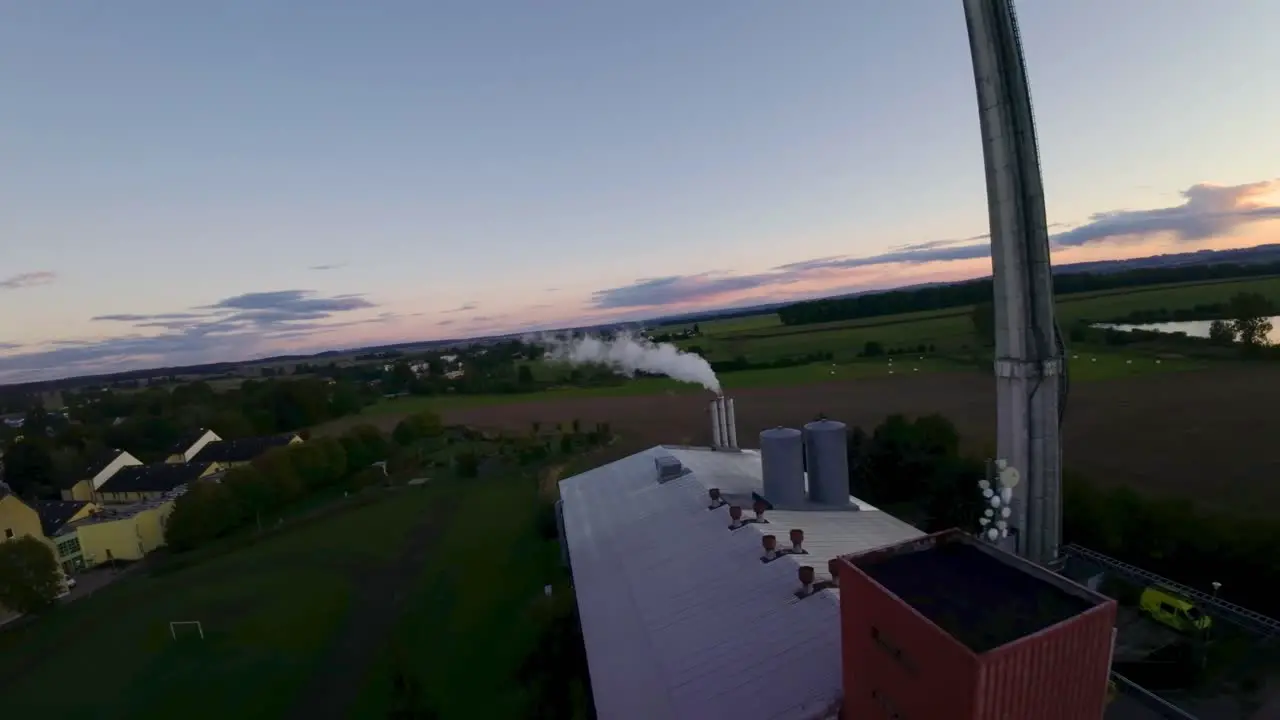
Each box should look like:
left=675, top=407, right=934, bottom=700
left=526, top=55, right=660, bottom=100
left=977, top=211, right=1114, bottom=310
left=1093, top=316, right=1280, bottom=344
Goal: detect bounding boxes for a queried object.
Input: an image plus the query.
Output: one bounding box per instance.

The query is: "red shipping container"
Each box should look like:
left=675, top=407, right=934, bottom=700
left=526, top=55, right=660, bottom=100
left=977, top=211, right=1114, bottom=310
left=830, top=529, right=1117, bottom=720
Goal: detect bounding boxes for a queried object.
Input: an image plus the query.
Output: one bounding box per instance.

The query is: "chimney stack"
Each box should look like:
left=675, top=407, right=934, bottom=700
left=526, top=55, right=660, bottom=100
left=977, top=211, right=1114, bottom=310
left=708, top=396, right=740, bottom=449
left=803, top=419, right=851, bottom=506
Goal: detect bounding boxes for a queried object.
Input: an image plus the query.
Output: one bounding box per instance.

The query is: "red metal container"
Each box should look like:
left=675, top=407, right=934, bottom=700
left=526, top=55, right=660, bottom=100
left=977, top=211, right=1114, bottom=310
left=830, top=530, right=1117, bottom=720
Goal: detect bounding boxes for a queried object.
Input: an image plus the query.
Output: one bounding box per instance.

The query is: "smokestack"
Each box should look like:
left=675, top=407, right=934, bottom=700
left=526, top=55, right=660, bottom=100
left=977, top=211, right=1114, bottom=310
left=726, top=398, right=738, bottom=448
left=709, top=400, right=723, bottom=448
left=716, top=397, right=729, bottom=448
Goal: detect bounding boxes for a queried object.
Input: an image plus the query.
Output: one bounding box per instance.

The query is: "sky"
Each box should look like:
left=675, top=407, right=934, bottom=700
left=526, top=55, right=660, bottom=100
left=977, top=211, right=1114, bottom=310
left=2, top=1, right=1278, bottom=384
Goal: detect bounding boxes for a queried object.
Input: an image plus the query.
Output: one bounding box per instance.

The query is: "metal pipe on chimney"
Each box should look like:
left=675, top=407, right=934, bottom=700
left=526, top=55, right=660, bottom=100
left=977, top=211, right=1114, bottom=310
left=726, top=398, right=738, bottom=449
left=716, top=397, right=729, bottom=448
left=709, top=400, right=723, bottom=448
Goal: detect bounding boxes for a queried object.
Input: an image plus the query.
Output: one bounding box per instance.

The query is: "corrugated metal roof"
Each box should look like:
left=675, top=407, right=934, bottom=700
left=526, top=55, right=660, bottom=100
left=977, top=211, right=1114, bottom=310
left=558, top=445, right=923, bottom=720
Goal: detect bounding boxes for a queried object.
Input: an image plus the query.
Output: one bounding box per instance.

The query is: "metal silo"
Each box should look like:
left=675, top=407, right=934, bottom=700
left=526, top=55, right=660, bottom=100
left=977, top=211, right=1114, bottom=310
left=760, top=427, right=805, bottom=506
left=804, top=419, right=850, bottom=506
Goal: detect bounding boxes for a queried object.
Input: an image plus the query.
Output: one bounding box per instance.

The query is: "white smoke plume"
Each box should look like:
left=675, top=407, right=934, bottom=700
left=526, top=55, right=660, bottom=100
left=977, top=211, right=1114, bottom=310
left=535, top=331, right=721, bottom=394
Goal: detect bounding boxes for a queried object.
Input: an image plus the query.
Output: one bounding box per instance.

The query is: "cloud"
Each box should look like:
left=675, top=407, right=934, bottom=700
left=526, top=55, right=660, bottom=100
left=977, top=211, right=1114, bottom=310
left=1052, top=181, right=1280, bottom=247
left=309, top=263, right=346, bottom=271
left=442, top=302, right=478, bottom=314
left=1, top=289, right=385, bottom=383
left=1, top=271, right=56, bottom=290
left=436, top=319, right=456, bottom=326
left=589, top=180, right=1280, bottom=310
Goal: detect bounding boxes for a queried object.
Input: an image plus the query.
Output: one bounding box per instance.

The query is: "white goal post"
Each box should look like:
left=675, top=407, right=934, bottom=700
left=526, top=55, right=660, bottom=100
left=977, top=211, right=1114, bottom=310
left=169, top=620, right=204, bottom=640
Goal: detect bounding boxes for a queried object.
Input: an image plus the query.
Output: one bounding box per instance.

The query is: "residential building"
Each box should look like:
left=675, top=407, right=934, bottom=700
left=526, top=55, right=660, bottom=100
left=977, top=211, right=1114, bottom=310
left=60, top=449, right=142, bottom=502
left=164, top=428, right=222, bottom=464
left=93, top=461, right=221, bottom=504
left=0, top=485, right=70, bottom=615
left=188, top=433, right=302, bottom=467
left=557, top=409, right=1117, bottom=720
left=32, top=500, right=99, bottom=573
left=49, top=492, right=182, bottom=570
left=0, top=486, right=47, bottom=547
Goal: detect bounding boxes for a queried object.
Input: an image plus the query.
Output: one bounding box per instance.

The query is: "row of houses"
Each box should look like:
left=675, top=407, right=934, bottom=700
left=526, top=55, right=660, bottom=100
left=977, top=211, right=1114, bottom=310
left=1, top=429, right=302, bottom=583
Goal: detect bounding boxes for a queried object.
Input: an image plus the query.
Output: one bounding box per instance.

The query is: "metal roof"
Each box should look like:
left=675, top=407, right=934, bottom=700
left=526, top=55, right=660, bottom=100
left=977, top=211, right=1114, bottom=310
left=558, top=445, right=924, bottom=720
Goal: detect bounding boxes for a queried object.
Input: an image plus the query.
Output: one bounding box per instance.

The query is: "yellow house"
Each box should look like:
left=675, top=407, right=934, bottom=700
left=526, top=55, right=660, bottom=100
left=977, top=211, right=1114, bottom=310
left=0, top=489, right=70, bottom=615
left=164, top=428, right=222, bottom=464
left=93, top=461, right=223, bottom=504
left=32, top=500, right=100, bottom=573
left=50, top=497, right=178, bottom=570
left=189, top=433, right=303, bottom=468
left=61, top=448, right=143, bottom=502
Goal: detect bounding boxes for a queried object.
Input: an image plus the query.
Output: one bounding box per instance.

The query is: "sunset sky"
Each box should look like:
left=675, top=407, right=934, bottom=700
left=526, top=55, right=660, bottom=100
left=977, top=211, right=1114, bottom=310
left=2, top=1, right=1278, bottom=383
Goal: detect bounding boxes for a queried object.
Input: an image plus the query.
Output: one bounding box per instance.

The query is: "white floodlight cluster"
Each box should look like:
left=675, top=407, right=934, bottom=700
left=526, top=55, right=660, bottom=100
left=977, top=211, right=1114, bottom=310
left=977, top=458, right=1019, bottom=542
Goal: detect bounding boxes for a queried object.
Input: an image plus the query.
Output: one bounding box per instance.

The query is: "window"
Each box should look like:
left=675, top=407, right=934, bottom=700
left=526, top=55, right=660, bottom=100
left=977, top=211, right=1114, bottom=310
left=57, top=538, right=82, bottom=558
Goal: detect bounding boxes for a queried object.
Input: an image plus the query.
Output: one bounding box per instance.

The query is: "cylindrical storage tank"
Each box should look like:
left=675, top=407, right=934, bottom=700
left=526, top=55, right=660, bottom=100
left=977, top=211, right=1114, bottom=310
left=804, top=419, right=849, bottom=505
left=760, top=427, right=805, bottom=507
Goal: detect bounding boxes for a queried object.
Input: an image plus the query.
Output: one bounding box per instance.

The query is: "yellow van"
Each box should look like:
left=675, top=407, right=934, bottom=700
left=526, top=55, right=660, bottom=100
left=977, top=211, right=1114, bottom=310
left=1139, top=587, right=1212, bottom=634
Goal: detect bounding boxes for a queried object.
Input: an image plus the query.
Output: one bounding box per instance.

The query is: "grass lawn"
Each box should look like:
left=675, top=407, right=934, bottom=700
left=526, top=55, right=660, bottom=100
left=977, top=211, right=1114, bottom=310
left=0, top=468, right=572, bottom=720
left=350, top=467, right=570, bottom=718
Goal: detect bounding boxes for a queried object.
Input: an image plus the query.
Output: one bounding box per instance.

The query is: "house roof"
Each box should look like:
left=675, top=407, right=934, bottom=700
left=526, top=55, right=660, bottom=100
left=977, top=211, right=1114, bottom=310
left=558, top=445, right=923, bottom=720
left=84, top=448, right=127, bottom=478
left=167, top=428, right=210, bottom=455
left=60, top=488, right=187, bottom=533
left=189, top=434, right=296, bottom=464
left=31, top=500, right=90, bottom=537
left=96, top=462, right=213, bottom=494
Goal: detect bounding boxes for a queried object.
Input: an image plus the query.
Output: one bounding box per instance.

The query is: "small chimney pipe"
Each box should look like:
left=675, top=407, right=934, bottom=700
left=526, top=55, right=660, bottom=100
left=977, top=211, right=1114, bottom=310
left=728, top=504, right=743, bottom=528
left=790, top=528, right=805, bottom=553
left=716, top=397, right=729, bottom=447
left=762, top=534, right=777, bottom=560
left=709, top=400, right=723, bottom=448
left=752, top=498, right=767, bottom=520
left=726, top=398, right=738, bottom=449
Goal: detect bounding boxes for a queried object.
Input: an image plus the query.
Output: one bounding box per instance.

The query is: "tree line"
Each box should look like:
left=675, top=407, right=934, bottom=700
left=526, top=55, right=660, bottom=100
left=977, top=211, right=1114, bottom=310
left=779, top=261, right=1280, bottom=326
left=1, top=376, right=378, bottom=500
left=842, top=413, right=1280, bottom=618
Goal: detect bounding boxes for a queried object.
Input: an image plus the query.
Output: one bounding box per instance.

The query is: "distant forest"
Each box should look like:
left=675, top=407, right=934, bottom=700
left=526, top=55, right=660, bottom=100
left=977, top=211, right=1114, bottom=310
left=777, top=261, right=1280, bottom=326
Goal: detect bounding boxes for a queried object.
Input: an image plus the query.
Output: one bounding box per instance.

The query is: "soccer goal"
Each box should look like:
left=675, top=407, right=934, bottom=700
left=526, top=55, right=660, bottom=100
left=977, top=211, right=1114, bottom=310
left=169, top=620, right=205, bottom=640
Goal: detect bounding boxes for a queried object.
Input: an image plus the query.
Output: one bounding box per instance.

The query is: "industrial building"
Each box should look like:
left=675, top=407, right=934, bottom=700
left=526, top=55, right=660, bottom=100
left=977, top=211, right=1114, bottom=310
left=557, top=398, right=1120, bottom=720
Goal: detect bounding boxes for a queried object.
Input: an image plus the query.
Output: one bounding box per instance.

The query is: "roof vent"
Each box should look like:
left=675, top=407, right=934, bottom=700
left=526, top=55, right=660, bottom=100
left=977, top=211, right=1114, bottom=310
left=654, top=455, right=686, bottom=483
left=803, top=420, right=851, bottom=506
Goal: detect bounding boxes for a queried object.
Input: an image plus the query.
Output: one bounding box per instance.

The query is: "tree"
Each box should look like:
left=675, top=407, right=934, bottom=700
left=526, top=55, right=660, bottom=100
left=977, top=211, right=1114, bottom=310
left=970, top=302, right=996, bottom=346
left=165, top=481, right=241, bottom=551
left=392, top=412, right=443, bottom=446
left=862, top=341, right=884, bottom=357
left=1208, top=319, right=1236, bottom=346
left=0, top=536, right=63, bottom=614
left=517, top=365, right=535, bottom=386
left=455, top=451, right=479, bottom=479
left=1227, top=292, right=1274, bottom=347
left=1, top=439, right=54, bottom=497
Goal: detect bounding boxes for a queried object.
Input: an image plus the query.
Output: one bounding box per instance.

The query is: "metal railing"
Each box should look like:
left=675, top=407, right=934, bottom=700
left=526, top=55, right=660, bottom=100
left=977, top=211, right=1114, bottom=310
left=1062, top=544, right=1280, bottom=637
left=1110, top=673, right=1199, bottom=720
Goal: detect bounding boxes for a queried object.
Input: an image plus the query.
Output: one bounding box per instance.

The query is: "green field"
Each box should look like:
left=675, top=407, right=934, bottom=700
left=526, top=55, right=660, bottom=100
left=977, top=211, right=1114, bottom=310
left=0, top=469, right=570, bottom=719
left=661, top=275, right=1280, bottom=362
